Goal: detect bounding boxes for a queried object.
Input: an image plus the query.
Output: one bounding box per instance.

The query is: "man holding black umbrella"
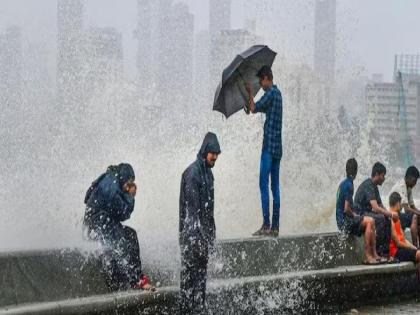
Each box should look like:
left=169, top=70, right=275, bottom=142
left=246, top=65, right=283, bottom=237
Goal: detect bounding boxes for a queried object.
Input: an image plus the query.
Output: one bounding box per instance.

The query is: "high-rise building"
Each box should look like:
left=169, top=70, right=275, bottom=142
left=282, top=64, right=329, bottom=110
left=314, top=0, right=336, bottom=82
left=0, top=26, right=23, bottom=149
left=135, top=0, right=161, bottom=93
left=193, top=30, right=211, bottom=104
left=83, top=27, right=124, bottom=93
left=0, top=26, right=23, bottom=165
left=135, top=0, right=193, bottom=110
left=212, top=28, right=261, bottom=88
left=135, top=0, right=194, bottom=108
left=217, top=29, right=261, bottom=64
left=57, top=0, right=84, bottom=109
left=366, top=81, right=419, bottom=139
left=23, top=42, right=56, bottom=118
left=394, top=54, right=420, bottom=82
left=366, top=56, right=420, bottom=163
left=0, top=26, right=23, bottom=110
left=209, top=0, right=231, bottom=42
left=314, top=0, right=336, bottom=107
left=157, top=2, right=194, bottom=108
left=209, top=0, right=231, bottom=87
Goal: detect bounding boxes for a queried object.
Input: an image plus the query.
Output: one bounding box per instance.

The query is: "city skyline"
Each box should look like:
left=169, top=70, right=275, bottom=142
left=2, top=0, right=420, bottom=255
left=1, top=0, right=420, bottom=81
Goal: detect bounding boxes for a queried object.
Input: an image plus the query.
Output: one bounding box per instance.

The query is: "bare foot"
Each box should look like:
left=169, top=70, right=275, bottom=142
left=374, top=254, right=385, bottom=260
left=363, top=256, right=380, bottom=265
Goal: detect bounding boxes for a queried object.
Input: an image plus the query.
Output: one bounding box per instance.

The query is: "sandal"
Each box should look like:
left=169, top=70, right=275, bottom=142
left=386, top=257, right=399, bottom=264
left=362, top=260, right=382, bottom=265
left=376, top=257, right=388, bottom=264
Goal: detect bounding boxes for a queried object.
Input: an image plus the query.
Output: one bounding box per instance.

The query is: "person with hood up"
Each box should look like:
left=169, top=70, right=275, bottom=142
left=84, top=163, right=154, bottom=291
left=179, top=132, right=221, bottom=314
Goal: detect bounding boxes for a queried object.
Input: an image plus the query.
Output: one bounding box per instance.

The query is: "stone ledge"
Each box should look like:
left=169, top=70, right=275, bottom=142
left=1, top=262, right=416, bottom=315
left=0, top=232, right=363, bottom=308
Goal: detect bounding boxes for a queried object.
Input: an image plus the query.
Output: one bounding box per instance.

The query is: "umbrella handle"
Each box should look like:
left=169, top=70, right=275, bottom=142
left=237, top=70, right=251, bottom=114
left=243, top=102, right=250, bottom=115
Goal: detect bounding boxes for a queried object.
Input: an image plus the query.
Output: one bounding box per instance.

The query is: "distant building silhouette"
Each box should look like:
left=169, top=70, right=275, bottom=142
left=314, top=0, right=336, bottom=107
left=57, top=0, right=84, bottom=110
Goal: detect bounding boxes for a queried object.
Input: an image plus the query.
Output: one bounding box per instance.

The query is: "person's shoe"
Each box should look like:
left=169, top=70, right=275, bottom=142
left=132, top=275, right=156, bottom=291
left=269, top=228, right=279, bottom=237
left=252, top=225, right=270, bottom=236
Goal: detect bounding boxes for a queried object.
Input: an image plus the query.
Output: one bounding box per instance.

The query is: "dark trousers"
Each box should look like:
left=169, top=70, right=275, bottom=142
left=86, top=222, right=142, bottom=290
left=365, top=212, right=391, bottom=256
left=179, top=244, right=209, bottom=314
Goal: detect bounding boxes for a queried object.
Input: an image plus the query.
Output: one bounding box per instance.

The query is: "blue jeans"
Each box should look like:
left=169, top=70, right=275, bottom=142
left=259, top=150, right=281, bottom=228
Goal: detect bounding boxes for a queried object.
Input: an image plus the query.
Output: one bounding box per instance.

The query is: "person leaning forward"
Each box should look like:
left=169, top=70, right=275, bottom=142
left=84, top=163, right=155, bottom=291
left=354, top=162, right=398, bottom=261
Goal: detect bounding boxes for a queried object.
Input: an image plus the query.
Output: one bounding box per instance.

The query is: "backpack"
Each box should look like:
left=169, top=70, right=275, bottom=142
left=84, top=173, right=106, bottom=204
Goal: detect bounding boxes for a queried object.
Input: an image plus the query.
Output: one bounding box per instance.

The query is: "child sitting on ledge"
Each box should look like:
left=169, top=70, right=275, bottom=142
left=389, top=191, right=420, bottom=268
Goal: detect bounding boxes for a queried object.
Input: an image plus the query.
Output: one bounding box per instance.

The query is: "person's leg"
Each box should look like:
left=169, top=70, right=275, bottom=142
left=395, top=248, right=417, bottom=263
left=414, top=250, right=420, bottom=264
left=415, top=250, right=420, bottom=282
left=194, top=249, right=209, bottom=314
left=411, top=214, right=419, bottom=248
left=97, top=223, right=129, bottom=290
left=259, top=150, right=272, bottom=228
left=270, top=158, right=281, bottom=230
left=360, top=216, right=377, bottom=262
left=101, top=248, right=122, bottom=290
left=180, top=245, right=197, bottom=314
left=369, top=220, right=382, bottom=260
left=416, top=214, right=420, bottom=249
left=382, top=215, right=391, bottom=257
left=366, top=213, right=390, bottom=257
left=121, top=226, right=142, bottom=286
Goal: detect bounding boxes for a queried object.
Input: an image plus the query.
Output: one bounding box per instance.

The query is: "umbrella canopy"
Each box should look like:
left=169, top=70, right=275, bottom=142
left=213, top=45, right=277, bottom=118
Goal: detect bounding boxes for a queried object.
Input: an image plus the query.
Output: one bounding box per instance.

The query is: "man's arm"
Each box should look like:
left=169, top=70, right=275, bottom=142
left=391, top=221, right=401, bottom=246
left=245, top=84, right=256, bottom=113
left=403, top=203, right=420, bottom=216
left=181, top=170, right=205, bottom=243
left=344, top=200, right=358, bottom=218
left=390, top=221, right=410, bottom=249
left=113, top=191, right=135, bottom=222
left=405, top=239, right=418, bottom=250
left=370, top=199, right=398, bottom=220
left=391, top=222, right=417, bottom=250
left=245, top=84, right=273, bottom=114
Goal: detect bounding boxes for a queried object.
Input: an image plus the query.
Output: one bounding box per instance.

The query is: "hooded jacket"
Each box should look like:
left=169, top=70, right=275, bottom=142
left=84, top=163, right=136, bottom=226
left=179, top=133, right=221, bottom=248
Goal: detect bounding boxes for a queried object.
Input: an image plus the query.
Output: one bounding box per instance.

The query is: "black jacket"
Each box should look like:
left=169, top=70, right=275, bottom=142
left=179, top=133, right=221, bottom=248
left=84, top=163, right=135, bottom=230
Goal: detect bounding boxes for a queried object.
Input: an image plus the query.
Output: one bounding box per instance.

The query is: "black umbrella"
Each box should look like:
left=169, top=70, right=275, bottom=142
left=213, top=45, right=277, bottom=118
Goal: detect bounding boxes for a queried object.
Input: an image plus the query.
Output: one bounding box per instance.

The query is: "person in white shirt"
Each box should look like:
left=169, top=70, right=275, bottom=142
left=388, top=166, right=420, bottom=247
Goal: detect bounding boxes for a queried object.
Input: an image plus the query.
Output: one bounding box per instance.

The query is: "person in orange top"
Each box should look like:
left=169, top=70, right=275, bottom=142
left=390, top=192, right=420, bottom=264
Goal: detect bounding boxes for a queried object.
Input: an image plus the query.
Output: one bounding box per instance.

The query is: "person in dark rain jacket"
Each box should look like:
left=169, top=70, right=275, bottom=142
left=179, top=132, right=221, bottom=314
left=84, top=163, right=154, bottom=291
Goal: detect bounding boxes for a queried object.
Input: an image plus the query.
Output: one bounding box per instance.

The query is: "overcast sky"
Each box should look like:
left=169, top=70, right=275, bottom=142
left=1, top=0, right=420, bottom=81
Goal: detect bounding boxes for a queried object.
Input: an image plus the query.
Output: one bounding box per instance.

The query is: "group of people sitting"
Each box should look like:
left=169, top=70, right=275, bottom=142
left=336, top=159, right=420, bottom=267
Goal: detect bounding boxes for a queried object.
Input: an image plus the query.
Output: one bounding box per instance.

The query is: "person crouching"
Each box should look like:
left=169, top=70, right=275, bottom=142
left=84, top=163, right=154, bottom=291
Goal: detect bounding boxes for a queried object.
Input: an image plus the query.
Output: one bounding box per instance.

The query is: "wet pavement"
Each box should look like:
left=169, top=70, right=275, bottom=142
left=343, top=299, right=420, bottom=314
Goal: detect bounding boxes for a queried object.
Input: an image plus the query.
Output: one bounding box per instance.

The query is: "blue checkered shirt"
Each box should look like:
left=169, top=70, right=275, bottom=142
left=255, top=85, right=283, bottom=159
